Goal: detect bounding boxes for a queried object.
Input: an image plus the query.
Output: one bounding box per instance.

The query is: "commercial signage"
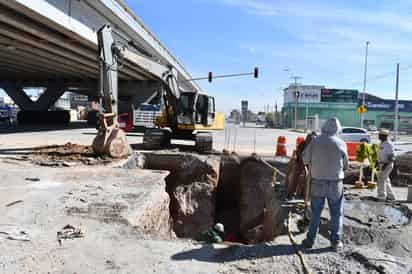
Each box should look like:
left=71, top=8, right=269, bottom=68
left=284, top=86, right=322, bottom=104
left=362, top=99, right=412, bottom=112
left=321, top=89, right=358, bottom=103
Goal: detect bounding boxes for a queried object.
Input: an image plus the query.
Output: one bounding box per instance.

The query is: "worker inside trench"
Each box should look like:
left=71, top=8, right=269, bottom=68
left=140, top=152, right=288, bottom=244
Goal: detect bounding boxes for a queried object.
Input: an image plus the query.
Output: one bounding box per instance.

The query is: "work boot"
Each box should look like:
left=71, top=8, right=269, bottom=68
left=331, top=240, right=343, bottom=251
left=301, top=238, right=314, bottom=249
left=377, top=196, right=387, bottom=202
left=386, top=196, right=396, bottom=202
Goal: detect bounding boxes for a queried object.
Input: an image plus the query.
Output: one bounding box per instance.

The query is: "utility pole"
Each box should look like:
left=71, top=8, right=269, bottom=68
left=272, top=104, right=275, bottom=128
left=394, top=63, right=400, bottom=141
left=361, top=41, right=370, bottom=129
left=291, top=76, right=302, bottom=129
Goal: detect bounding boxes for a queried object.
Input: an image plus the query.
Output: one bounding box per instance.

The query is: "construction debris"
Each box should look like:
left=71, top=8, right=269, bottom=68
left=5, top=143, right=124, bottom=167
left=57, top=224, right=85, bottom=245
left=0, top=225, right=30, bottom=242
left=5, top=200, right=23, bottom=207
left=25, top=177, right=40, bottom=182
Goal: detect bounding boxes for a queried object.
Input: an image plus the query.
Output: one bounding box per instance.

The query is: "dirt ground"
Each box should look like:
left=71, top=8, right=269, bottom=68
left=1, top=125, right=412, bottom=273
left=1, top=153, right=412, bottom=274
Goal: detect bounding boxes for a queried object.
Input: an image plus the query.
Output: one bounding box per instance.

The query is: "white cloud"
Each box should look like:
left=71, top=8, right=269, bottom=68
left=197, top=0, right=412, bottom=103
left=212, top=0, right=412, bottom=31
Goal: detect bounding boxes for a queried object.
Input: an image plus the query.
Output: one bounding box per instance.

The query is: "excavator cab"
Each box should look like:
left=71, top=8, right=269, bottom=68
left=144, top=91, right=223, bottom=153
left=176, top=92, right=216, bottom=128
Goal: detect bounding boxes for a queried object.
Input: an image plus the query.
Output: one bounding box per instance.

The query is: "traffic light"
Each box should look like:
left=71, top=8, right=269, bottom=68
left=254, top=67, right=259, bottom=78
left=208, top=72, right=213, bottom=82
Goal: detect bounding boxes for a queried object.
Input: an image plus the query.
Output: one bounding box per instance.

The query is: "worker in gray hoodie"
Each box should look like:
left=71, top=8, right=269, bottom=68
left=301, top=117, right=348, bottom=251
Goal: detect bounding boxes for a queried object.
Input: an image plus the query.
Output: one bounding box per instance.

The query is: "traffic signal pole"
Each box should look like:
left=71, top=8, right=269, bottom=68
left=179, top=67, right=259, bottom=83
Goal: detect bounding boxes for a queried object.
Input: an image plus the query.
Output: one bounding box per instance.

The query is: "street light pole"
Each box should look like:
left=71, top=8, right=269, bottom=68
left=361, top=41, right=370, bottom=129
left=291, top=76, right=302, bottom=129
left=394, top=63, right=400, bottom=141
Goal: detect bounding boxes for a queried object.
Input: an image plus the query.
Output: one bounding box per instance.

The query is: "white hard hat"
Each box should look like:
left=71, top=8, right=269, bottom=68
left=214, top=223, right=224, bottom=233
left=379, top=129, right=390, bottom=136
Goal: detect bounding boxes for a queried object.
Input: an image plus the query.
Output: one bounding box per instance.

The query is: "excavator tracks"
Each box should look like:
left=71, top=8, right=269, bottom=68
left=195, top=133, right=213, bottom=153
left=143, top=128, right=171, bottom=150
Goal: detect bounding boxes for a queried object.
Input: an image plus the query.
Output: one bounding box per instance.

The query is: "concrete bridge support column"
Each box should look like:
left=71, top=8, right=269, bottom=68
left=3, top=86, right=65, bottom=111
left=3, top=86, right=69, bottom=124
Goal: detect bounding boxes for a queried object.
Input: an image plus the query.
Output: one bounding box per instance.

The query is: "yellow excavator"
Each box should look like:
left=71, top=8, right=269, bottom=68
left=92, top=25, right=258, bottom=157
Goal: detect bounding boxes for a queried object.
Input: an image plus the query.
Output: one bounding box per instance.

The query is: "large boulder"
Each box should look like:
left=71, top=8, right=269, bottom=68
left=141, top=152, right=220, bottom=238
left=239, top=156, right=284, bottom=244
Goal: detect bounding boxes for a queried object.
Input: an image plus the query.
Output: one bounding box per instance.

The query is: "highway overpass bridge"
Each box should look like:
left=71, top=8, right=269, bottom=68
left=0, top=0, right=199, bottom=116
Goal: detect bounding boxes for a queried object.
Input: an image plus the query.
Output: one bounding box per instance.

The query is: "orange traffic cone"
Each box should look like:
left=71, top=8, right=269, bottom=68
left=276, top=136, right=287, bottom=156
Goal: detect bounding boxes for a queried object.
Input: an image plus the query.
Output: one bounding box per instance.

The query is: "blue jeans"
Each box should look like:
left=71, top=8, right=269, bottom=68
left=306, top=179, right=344, bottom=243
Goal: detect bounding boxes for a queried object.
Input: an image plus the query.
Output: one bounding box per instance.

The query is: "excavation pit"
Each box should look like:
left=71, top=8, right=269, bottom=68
left=140, top=152, right=288, bottom=244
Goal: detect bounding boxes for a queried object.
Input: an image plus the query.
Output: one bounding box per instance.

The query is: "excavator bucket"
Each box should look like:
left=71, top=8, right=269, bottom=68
left=92, top=127, right=129, bottom=158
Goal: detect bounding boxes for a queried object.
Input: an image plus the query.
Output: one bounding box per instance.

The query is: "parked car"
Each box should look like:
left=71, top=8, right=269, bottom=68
left=367, top=125, right=378, bottom=132
left=339, top=127, right=371, bottom=143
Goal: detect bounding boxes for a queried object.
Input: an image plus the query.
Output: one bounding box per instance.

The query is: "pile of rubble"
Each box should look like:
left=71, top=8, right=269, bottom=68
left=27, top=143, right=119, bottom=166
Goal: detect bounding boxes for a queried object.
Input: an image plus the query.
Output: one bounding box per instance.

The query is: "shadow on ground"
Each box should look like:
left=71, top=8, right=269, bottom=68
left=0, top=147, right=41, bottom=155
left=171, top=242, right=330, bottom=263
left=82, top=132, right=144, bottom=137
left=0, top=121, right=93, bottom=134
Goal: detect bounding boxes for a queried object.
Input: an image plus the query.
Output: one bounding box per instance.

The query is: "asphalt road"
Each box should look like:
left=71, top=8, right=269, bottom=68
left=0, top=122, right=305, bottom=157
left=212, top=123, right=304, bottom=156
left=1, top=122, right=412, bottom=157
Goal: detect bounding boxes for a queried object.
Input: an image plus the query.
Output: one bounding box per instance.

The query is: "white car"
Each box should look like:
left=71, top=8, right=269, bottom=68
left=367, top=125, right=378, bottom=132
left=339, top=127, right=371, bottom=143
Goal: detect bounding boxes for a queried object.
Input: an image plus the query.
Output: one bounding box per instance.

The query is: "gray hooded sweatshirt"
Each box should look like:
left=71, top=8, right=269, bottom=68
left=302, top=118, right=348, bottom=180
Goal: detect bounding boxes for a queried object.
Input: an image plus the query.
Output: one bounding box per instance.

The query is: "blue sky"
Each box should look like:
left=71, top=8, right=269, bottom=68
left=125, top=0, right=412, bottom=113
